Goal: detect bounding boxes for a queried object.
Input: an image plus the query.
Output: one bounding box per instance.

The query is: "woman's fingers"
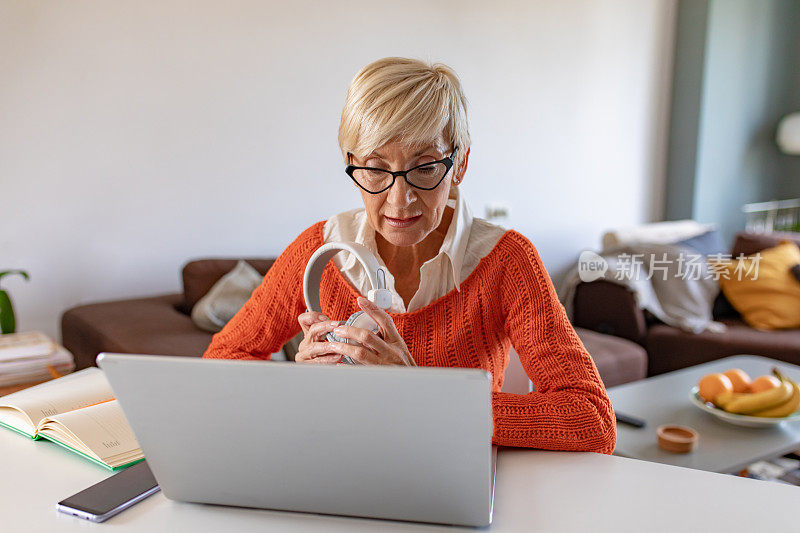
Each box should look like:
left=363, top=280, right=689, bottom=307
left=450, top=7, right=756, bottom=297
left=306, top=320, right=340, bottom=342
left=327, top=341, right=379, bottom=365
left=297, top=311, right=329, bottom=336
left=332, top=325, right=416, bottom=367
left=297, top=303, right=410, bottom=366
left=300, top=354, right=342, bottom=365
left=356, top=297, right=398, bottom=341
left=295, top=340, right=342, bottom=363
left=332, top=324, right=391, bottom=355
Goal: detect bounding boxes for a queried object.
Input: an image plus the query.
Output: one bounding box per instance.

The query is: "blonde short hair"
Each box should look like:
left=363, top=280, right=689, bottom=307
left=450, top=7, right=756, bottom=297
left=338, top=57, right=470, bottom=169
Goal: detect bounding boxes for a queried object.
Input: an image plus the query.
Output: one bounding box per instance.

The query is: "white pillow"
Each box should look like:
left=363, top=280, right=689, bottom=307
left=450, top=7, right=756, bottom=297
left=191, top=260, right=263, bottom=333
left=601, top=220, right=715, bottom=252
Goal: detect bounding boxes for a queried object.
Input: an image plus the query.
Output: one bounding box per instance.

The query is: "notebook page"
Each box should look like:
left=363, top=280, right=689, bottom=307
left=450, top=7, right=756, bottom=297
left=0, top=368, right=114, bottom=429
left=39, top=400, right=142, bottom=464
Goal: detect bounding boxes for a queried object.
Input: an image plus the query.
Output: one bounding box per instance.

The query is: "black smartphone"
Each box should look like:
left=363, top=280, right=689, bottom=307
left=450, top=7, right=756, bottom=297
left=56, top=461, right=160, bottom=523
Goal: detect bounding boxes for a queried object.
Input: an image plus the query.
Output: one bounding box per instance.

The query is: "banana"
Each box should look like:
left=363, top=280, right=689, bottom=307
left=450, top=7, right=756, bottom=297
left=751, top=379, right=800, bottom=417
left=749, top=370, right=800, bottom=418
left=723, top=379, right=793, bottom=415
left=713, top=390, right=749, bottom=409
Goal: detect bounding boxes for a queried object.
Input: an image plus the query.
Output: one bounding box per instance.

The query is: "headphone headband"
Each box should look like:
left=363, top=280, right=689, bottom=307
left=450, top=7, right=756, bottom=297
left=303, top=242, right=391, bottom=313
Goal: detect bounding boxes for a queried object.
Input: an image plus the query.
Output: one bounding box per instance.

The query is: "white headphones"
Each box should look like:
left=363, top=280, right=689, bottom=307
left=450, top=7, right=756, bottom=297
left=303, top=242, right=393, bottom=364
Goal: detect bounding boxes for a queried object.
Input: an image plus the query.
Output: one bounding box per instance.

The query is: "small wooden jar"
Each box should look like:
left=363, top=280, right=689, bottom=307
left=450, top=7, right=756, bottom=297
left=657, top=425, right=698, bottom=453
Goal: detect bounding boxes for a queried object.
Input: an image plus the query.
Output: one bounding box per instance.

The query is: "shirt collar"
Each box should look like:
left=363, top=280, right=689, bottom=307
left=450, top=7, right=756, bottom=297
left=344, top=187, right=473, bottom=291
left=439, top=186, right=472, bottom=290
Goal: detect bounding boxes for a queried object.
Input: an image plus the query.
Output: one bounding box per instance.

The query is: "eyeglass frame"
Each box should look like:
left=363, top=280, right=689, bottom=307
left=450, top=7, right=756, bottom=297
left=345, top=147, right=459, bottom=194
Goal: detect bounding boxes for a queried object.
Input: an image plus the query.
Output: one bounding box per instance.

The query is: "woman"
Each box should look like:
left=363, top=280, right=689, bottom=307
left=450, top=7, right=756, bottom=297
left=204, top=57, right=616, bottom=454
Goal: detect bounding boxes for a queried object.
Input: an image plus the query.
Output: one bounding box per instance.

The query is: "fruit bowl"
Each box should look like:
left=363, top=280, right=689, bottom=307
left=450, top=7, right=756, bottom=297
left=689, top=387, right=800, bottom=428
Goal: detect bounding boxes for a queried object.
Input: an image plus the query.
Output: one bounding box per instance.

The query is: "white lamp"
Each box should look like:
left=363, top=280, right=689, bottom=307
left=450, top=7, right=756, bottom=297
left=777, top=112, right=800, bottom=155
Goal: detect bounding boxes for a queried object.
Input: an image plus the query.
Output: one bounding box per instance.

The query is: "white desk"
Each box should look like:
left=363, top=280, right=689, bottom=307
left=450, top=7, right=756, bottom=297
left=2, top=428, right=798, bottom=532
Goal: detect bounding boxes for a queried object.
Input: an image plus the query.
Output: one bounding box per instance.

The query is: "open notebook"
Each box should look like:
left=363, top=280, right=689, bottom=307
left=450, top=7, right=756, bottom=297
left=0, top=368, right=143, bottom=470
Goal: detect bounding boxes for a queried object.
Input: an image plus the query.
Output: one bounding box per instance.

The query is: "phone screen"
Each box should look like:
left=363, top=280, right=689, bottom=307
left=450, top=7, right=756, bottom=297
left=58, top=461, right=158, bottom=518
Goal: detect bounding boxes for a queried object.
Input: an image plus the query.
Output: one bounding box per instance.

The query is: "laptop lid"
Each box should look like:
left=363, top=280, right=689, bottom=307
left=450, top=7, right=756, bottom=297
left=97, top=354, right=495, bottom=527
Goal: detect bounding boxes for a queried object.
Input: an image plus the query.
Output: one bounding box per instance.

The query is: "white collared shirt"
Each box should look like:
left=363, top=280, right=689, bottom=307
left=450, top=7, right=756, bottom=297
left=322, top=187, right=507, bottom=313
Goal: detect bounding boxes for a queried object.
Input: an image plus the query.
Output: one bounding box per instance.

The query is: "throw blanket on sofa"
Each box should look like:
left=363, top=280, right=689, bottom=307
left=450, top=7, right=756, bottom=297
left=559, top=243, right=726, bottom=334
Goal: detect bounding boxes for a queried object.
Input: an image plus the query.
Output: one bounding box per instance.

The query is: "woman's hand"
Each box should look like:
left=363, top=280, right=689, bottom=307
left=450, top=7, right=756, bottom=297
left=295, top=311, right=343, bottom=364
left=328, top=297, right=416, bottom=366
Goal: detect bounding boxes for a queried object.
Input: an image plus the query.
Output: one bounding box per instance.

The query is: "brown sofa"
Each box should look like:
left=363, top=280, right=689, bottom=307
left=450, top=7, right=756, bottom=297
left=61, top=257, right=647, bottom=388
left=572, top=232, right=800, bottom=376
left=61, top=258, right=275, bottom=370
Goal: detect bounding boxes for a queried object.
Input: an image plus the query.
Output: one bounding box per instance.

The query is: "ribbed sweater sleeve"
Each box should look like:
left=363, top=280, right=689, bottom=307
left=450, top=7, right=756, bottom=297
left=202, top=223, right=323, bottom=360
left=494, top=231, right=616, bottom=454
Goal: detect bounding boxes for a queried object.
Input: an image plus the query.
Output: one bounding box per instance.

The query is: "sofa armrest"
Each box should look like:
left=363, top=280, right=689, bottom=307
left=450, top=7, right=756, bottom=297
left=572, top=280, right=647, bottom=344
left=61, top=293, right=214, bottom=370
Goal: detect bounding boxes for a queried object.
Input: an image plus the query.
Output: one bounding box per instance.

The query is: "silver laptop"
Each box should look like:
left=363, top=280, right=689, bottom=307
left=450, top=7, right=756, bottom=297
left=97, top=353, right=496, bottom=527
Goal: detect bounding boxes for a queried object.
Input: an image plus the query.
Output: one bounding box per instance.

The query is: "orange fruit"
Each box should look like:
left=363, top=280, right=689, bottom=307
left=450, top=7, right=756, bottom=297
left=723, top=368, right=752, bottom=393
left=698, top=373, right=734, bottom=403
left=750, top=375, right=781, bottom=393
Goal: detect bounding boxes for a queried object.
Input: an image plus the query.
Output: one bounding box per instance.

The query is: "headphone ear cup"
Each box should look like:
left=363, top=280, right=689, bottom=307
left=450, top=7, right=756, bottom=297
left=326, top=313, right=355, bottom=344
left=325, top=311, right=381, bottom=345
left=344, top=311, right=364, bottom=328
left=342, top=311, right=368, bottom=345
left=348, top=311, right=381, bottom=339
left=326, top=312, right=367, bottom=344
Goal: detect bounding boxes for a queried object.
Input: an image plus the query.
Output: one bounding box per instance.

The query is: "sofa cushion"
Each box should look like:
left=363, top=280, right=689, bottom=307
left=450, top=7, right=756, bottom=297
left=715, top=242, right=800, bottom=330
left=713, top=232, right=800, bottom=320
left=179, top=258, right=275, bottom=314
left=575, top=327, right=647, bottom=388
left=61, top=293, right=214, bottom=370
left=645, top=317, right=800, bottom=376
left=191, top=260, right=264, bottom=332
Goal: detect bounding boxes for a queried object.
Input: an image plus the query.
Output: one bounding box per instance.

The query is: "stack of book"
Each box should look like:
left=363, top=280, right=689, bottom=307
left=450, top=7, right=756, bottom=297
left=0, top=331, right=75, bottom=387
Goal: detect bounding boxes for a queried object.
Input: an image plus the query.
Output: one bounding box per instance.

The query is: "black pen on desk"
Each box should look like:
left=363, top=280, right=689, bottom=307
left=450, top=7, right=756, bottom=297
left=615, top=412, right=646, bottom=428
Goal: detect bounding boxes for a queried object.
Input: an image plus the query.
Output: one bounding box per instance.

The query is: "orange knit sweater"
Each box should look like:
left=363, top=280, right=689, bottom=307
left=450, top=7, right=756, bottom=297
left=203, top=221, right=616, bottom=454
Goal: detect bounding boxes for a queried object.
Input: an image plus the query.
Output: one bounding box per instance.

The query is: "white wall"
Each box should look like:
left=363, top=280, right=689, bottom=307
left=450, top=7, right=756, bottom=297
left=0, top=0, right=676, bottom=341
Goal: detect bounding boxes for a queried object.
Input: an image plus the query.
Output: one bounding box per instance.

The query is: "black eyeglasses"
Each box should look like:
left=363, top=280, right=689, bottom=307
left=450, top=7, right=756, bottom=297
left=346, top=147, right=459, bottom=194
